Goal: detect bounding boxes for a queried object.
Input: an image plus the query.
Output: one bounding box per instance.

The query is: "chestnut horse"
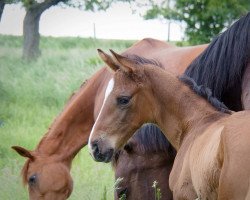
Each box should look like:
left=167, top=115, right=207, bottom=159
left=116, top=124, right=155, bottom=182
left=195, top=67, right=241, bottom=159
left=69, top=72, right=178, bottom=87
left=12, top=38, right=206, bottom=199
left=88, top=49, right=250, bottom=199
left=113, top=124, right=176, bottom=199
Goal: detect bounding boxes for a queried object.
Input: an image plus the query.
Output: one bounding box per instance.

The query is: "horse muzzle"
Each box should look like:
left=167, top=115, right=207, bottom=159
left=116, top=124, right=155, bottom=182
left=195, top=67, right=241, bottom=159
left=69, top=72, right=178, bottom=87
left=90, top=140, right=114, bottom=163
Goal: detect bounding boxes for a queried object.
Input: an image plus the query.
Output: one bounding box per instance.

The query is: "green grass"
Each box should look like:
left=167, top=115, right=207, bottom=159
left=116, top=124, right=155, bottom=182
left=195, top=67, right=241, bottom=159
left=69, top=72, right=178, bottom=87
left=0, top=35, right=135, bottom=199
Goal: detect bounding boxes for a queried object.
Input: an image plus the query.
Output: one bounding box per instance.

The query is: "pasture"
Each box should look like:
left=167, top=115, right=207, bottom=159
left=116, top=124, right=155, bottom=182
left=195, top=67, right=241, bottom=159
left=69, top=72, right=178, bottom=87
left=0, top=35, right=134, bottom=199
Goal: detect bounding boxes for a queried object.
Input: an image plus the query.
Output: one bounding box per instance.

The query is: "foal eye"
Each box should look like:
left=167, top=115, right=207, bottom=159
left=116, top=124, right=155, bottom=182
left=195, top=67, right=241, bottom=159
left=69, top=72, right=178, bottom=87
left=28, top=174, right=37, bottom=186
left=117, top=96, right=131, bottom=106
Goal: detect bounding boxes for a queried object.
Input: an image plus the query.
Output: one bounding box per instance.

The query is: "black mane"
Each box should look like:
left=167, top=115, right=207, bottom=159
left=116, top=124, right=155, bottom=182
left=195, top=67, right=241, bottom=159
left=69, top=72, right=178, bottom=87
left=112, top=124, right=176, bottom=166
left=184, top=12, right=250, bottom=111
left=179, top=75, right=231, bottom=114
left=131, top=123, right=175, bottom=155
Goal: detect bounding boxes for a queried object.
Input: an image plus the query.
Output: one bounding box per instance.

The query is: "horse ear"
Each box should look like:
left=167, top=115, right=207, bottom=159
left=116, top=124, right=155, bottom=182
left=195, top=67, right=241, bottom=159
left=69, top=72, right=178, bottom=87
left=109, top=49, right=136, bottom=73
left=97, top=49, right=119, bottom=72
left=12, top=146, right=34, bottom=160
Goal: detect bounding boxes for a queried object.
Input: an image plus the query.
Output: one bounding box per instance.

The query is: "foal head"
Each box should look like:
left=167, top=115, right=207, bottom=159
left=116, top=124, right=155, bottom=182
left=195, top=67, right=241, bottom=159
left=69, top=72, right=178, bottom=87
left=88, top=49, right=159, bottom=162
left=12, top=146, right=73, bottom=200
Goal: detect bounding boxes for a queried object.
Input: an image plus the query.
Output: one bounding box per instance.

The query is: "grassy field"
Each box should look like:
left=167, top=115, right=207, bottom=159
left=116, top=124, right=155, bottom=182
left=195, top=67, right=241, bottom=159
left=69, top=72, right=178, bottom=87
left=0, top=35, right=135, bottom=199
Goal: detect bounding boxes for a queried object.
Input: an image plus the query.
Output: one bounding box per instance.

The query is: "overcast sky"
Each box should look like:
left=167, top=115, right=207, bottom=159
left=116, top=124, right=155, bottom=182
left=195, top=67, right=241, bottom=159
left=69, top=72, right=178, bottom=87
left=0, top=2, right=184, bottom=41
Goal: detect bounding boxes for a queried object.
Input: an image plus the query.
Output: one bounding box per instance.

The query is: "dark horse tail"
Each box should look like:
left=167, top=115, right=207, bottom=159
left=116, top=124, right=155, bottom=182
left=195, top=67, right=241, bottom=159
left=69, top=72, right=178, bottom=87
left=184, top=12, right=250, bottom=111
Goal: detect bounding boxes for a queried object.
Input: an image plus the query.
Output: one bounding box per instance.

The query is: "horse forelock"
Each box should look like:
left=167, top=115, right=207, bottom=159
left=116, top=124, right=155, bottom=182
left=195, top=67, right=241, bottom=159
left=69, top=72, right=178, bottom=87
left=123, top=54, right=163, bottom=68
left=184, top=12, right=250, bottom=111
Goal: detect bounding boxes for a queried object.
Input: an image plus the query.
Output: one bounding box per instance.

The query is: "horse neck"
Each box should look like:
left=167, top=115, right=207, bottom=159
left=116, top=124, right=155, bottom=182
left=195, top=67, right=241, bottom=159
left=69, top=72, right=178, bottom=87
left=35, top=68, right=110, bottom=164
left=146, top=67, right=220, bottom=150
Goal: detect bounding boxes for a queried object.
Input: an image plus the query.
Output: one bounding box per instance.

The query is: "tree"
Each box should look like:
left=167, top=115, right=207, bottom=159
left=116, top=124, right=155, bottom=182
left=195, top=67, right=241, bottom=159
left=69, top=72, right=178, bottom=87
left=0, top=1, right=5, bottom=21
left=0, top=0, right=19, bottom=21
left=22, top=0, right=132, bottom=60
left=3, top=0, right=130, bottom=60
left=144, top=0, right=250, bottom=44
left=22, top=0, right=65, bottom=60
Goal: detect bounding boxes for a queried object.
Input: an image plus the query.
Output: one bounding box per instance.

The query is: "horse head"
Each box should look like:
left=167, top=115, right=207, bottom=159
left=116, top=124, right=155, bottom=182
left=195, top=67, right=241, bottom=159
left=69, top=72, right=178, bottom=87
left=12, top=146, right=73, bottom=200
left=88, top=49, right=160, bottom=162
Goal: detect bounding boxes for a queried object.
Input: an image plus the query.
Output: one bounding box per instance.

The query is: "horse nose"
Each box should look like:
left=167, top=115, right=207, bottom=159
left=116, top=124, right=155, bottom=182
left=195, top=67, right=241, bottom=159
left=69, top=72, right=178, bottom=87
left=90, top=140, right=114, bottom=163
left=90, top=140, right=105, bottom=162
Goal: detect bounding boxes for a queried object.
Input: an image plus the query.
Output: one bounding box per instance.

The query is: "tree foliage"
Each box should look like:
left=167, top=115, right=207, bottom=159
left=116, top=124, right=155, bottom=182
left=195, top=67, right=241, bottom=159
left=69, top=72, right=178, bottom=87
left=145, top=0, right=250, bottom=44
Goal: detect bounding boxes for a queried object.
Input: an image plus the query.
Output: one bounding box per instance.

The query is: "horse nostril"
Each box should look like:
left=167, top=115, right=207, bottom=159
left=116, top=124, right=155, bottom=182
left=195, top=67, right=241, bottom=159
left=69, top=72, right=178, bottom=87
left=28, top=174, right=37, bottom=186
left=91, top=141, right=101, bottom=159
left=91, top=141, right=99, bottom=153
left=90, top=140, right=114, bottom=162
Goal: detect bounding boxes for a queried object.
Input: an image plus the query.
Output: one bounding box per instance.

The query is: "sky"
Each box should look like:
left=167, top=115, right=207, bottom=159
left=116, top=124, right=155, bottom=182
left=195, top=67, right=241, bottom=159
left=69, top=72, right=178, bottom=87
left=0, top=2, right=184, bottom=41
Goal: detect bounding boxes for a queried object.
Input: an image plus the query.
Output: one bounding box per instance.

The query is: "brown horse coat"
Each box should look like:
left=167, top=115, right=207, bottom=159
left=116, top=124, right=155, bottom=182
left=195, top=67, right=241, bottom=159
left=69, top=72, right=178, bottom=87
left=12, top=38, right=206, bottom=199
left=89, top=50, right=250, bottom=199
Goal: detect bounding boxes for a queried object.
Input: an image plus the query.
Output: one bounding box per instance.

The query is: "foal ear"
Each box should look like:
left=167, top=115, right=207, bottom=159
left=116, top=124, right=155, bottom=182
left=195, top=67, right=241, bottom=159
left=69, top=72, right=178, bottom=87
left=12, top=146, right=34, bottom=160
left=110, top=49, right=136, bottom=73
left=97, top=49, right=119, bottom=72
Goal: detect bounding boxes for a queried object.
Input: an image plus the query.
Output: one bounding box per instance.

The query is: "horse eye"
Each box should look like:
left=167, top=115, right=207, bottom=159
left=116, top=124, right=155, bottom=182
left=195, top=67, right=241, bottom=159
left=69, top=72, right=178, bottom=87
left=124, top=144, right=133, bottom=153
left=28, top=174, right=37, bottom=186
left=118, top=188, right=128, bottom=199
left=117, top=96, right=131, bottom=106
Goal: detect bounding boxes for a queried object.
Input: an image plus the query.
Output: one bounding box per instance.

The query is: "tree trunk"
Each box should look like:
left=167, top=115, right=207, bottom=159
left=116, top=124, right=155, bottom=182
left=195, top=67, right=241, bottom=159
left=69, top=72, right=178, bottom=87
left=22, top=0, right=64, bottom=60
left=23, top=8, right=41, bottom=60
left=0, top=1, right=5, bottom=22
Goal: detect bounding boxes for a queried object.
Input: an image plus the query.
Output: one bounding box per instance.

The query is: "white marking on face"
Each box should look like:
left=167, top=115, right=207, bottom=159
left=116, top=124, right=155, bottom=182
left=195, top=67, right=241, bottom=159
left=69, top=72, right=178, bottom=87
left=88, top=78, right=114, bottom=151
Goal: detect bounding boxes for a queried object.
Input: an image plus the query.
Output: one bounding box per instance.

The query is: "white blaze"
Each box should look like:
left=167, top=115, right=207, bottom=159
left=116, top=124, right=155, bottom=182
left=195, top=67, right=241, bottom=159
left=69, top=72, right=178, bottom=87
left=88, top=78, right=114, bottom=150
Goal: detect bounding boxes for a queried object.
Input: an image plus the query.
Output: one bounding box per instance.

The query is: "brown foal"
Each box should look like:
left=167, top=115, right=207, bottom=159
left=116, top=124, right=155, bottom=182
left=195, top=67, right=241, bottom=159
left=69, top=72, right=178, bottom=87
left=89, top=50, right=250, bottom=199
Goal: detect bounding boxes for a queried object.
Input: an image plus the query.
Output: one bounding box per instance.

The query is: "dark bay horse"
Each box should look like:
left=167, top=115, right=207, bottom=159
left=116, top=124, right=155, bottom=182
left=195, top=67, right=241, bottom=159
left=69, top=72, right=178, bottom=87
left=89, top=49, right=250, bottom=199
left=12, top=38, right=206, bottom=199
left=185, top=12, right=250, bottom=111
left=113, top=124, right=176, bottom=200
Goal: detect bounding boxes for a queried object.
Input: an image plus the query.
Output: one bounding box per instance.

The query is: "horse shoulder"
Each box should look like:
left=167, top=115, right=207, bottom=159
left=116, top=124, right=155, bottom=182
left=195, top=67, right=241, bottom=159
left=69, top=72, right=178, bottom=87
left=170, top=123, right=225, bottom=199
left=170, top=145, right=197, bottom=200
left=218, top=112, right=250, bottom=199
left=189, top=125, right=224, bottom=199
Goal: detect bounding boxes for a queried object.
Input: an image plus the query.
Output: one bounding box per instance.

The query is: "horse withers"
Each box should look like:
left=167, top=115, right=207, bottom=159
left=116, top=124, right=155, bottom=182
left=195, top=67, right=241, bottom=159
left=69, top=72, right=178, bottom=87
left=89, top=49, right=250, bottom=199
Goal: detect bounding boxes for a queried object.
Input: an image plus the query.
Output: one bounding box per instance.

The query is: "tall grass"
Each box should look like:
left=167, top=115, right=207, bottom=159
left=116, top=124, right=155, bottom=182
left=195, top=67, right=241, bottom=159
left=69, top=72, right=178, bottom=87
left=0, top=35, right=134, bottom=199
